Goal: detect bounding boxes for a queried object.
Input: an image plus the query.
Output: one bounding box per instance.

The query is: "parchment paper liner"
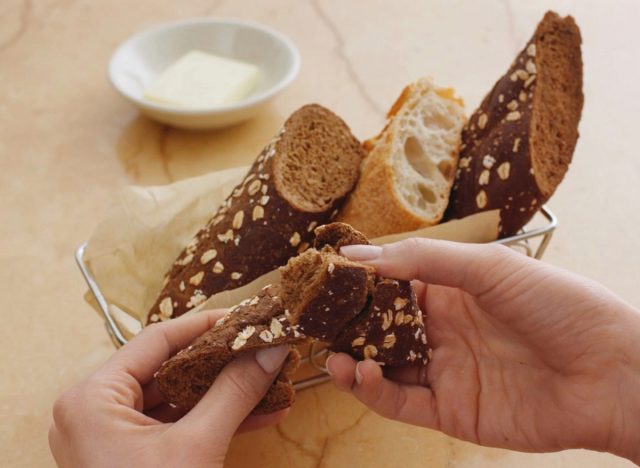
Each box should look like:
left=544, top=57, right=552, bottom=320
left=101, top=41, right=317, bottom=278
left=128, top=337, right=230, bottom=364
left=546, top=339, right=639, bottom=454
left=83, top=167, right=499, bottom=337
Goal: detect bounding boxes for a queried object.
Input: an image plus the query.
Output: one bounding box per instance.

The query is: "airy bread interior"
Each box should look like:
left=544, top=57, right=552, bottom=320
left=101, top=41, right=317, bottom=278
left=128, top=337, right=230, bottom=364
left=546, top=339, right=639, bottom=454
left=274, top=104, right=364, bottom=213
left=374, top=79, right=466, bottom=219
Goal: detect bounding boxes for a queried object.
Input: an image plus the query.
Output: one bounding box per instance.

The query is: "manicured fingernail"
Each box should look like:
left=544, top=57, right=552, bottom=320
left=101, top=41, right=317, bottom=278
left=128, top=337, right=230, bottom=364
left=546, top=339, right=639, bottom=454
left=325, top=354, right=335, bottom=376
left=355, top=361, right=364, bottom=385
left=340, top=245, right=382, bottom=262
left=255, top=346, right=289, bottom=373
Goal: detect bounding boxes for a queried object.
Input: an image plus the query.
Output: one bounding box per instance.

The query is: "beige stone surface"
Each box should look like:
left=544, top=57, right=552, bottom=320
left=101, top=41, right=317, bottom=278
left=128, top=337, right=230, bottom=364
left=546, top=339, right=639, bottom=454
left=1, top=0, right=638, bottom=466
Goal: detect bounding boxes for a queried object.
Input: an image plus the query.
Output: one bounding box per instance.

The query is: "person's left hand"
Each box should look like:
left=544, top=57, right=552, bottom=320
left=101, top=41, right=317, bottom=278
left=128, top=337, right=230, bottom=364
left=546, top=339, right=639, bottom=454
left=49, top=309, right=290, bottom=468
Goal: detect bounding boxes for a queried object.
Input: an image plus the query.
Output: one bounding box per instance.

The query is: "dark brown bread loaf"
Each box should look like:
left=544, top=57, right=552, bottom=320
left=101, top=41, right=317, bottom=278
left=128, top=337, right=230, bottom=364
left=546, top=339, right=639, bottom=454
left=155, top=285, right=305, bottom=414
left=148, top=104, right=365, bottom=323
left=330, top=279, right=428, bottom=365
left=280, top=247, right=376, bottom=342
left=444, top=11, right=583, bottom=237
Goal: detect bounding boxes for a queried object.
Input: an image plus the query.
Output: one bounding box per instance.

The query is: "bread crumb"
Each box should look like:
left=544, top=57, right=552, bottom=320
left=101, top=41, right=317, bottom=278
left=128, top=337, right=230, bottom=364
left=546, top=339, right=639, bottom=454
left=247, top=180, right=262, bottom=196
left=189, top=271, right=205, bottom=286
left=506, top=111, right=521, bottom=121
left=252, top=205, right=265, bottom=221
left=476, top=190, right=488, bottom=209
left=497, top=162, right=511, bottom=180
left=289, top=232, right=301, bottom=247
left=159, top=297, right=173, bottom=317
left=482, top=155, right=496, bottom=169
left=364, top=345, right=378, bottom=359
left=479, top=169, right=490, bottom=186
left=527, top=43, right=536, bottom=57
left=351, top=337, right=365, bottom=347
left=383, top=333, right=397, bottom=349
left=526, top=59, right=537, bottom=75
left=232, top=211, right=244, bottom=230
left=478, top=113, right=488, bottom=129
left=200, top=249, right=217, bottom=264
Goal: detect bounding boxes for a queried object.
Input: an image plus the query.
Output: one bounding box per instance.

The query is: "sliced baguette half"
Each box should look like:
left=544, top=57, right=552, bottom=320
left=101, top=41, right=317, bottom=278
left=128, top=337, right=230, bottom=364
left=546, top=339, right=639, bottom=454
left=337, top=78, right=466, bottom=238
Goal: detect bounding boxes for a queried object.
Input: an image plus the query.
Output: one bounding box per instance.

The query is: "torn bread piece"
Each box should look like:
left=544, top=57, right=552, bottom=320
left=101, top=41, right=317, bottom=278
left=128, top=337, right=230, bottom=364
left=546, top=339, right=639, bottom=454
left=280, top=247, right=376, bottom=342
left=155, top=285, right=305, bottom=414
left=282, top=222, right=429, bottom=365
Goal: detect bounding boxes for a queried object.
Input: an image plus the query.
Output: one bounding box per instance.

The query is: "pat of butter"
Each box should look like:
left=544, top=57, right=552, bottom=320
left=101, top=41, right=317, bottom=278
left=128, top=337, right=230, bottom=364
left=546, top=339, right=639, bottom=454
left=144, top=50, right=260, bottom=108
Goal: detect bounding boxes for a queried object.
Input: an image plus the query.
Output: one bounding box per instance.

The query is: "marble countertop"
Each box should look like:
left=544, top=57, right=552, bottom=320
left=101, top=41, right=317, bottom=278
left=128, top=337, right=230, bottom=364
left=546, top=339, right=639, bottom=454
left=1, top=0, right=638, bottom=466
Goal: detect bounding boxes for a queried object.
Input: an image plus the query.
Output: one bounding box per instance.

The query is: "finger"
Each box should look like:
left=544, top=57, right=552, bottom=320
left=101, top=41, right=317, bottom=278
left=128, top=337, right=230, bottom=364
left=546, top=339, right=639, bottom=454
left=104, top=309, right=227, bottom=384
left=325, top=353, right=357, bottom=391
left=341, top=239, right=524, bottom=297
left=177, top=345, right=290, bottom=443
left=237, top=409, right=289, bottom=433
left=351, top=359, right=439, bottom=428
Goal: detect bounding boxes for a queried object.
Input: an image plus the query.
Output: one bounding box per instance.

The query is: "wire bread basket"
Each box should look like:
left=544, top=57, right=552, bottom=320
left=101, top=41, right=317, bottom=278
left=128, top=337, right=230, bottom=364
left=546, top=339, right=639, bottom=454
left=76, top=206, right=557, bottom=391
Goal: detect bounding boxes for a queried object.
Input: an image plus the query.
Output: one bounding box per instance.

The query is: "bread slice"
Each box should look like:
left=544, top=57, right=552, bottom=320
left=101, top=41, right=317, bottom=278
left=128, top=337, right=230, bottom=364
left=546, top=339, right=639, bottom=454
left=444, top=11, right=583, bottom=237
left=148, top=104, right=365, bottom=323
left=155, top=284, right=305, bottom=414
left=336, top=78, right=466, bottom=238
left=280, top=247, right=375, bottom=342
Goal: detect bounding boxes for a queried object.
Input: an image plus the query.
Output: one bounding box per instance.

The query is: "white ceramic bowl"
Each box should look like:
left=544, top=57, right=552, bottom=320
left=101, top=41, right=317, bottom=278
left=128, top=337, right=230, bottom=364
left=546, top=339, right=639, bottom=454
left=109, top=18, right=300, bottom=129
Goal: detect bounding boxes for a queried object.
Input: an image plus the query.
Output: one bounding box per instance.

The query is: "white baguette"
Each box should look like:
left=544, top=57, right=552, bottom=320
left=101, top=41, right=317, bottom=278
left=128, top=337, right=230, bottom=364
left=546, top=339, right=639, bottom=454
left=337, top=78, right=466, bottom=238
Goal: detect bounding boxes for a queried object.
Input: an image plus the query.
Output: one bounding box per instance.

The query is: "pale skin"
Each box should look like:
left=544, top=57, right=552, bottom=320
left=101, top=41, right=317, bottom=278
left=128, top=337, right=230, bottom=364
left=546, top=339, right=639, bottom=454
left=328, top=239, right=640, bottom=464
left=48, top=310, right=291, bottom=468
left=50, top=239, right=640, bottom=466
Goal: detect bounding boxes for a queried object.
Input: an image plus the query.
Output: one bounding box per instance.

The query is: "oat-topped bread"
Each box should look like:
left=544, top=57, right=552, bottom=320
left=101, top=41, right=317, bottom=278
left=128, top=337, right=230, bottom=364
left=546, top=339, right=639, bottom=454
left=444, top=11, right=583, bottom=237
left=155, top=284, right=305, bottom=414
left=280, top=247, right=376, bottom=342
left=282, top=222, right=429, bottom=365
left=330, top=279, right=428, bottom=365
left=337, top=78, right=466, bottom=238
left=148, top=104, right=365, bottom=323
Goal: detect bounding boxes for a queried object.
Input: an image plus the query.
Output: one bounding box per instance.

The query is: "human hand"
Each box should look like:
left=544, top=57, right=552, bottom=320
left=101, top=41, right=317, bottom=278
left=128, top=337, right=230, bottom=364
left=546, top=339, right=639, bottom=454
left=327, top=239, right=640, bottom=463
left=49, top=310, right=290, bottom=468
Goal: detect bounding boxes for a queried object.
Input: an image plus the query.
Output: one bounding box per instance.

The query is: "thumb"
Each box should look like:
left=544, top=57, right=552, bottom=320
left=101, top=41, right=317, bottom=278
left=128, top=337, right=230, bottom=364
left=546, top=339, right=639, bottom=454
left=341, top=238, right=527, bottom=297
left=176, top=345, right=290, bottom=444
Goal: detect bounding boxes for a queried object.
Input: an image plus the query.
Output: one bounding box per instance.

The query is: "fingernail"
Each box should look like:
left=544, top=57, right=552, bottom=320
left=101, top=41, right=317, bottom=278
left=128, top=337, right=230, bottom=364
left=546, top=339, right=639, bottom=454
left=340, top=245, right=382, bottom=262
left=255, top=346, right=289, bottom=373
left=325, top=354, right=335, bottom=376
left=355, top=361, right=364, bottom=385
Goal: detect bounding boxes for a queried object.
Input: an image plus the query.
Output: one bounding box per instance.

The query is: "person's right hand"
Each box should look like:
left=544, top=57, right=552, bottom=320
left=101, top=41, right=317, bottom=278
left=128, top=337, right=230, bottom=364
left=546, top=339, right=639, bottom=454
left=327, top=239, right=640, bottom=464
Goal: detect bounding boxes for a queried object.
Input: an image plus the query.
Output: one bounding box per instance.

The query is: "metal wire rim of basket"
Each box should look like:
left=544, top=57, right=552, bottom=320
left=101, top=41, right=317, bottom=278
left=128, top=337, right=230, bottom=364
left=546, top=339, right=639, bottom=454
left=76, top=206, right=558, bottom=390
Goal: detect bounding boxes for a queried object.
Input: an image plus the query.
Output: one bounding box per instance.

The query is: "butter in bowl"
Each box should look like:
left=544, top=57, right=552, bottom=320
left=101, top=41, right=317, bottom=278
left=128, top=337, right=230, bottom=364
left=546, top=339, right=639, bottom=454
left=108, top=18, right=300, bottom=130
